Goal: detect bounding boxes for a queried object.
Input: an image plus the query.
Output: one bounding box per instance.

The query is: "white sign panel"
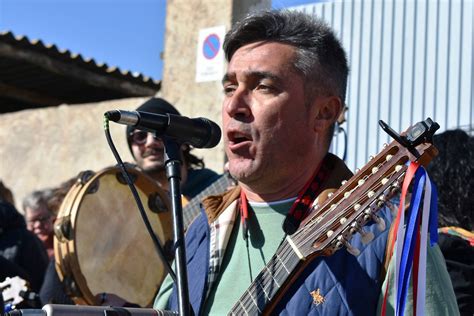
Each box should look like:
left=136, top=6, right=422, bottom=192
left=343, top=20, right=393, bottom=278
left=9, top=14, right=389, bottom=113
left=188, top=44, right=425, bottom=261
left=195, top=25, right=226, bottom=82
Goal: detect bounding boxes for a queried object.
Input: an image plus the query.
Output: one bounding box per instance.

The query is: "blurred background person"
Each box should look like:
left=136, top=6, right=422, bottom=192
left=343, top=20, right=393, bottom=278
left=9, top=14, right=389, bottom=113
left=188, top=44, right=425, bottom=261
left=126, top=97, right=221, bottom=201
left=1, top=186, right=48, bottom=293
left=0, top=181, right=15, bottom=206
left=427, top=129, right=474, bottom=316
left=23, top=191, right=56, bottom=260
left=36, top=178, right=77, bottom=305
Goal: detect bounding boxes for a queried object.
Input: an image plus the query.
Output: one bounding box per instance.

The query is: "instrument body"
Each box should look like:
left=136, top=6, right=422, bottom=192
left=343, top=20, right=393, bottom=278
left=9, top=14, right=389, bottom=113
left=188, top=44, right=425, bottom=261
left=54, top=166, right=172, bottom=307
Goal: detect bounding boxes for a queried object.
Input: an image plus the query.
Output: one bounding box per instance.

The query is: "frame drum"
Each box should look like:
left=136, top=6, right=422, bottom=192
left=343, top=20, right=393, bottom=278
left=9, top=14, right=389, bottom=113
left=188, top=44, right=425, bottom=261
left=54, top=166, right=172, bottom=307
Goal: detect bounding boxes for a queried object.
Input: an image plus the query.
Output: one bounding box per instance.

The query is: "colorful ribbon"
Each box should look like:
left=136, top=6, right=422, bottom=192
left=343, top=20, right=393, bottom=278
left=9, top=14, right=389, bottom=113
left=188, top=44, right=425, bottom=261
left=382, top=162, right=438, bottom=316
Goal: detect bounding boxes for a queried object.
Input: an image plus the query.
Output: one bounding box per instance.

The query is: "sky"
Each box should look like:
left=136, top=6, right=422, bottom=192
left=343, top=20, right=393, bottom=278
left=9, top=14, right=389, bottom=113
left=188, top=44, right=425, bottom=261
left=0, top=0, right=319, bottom=80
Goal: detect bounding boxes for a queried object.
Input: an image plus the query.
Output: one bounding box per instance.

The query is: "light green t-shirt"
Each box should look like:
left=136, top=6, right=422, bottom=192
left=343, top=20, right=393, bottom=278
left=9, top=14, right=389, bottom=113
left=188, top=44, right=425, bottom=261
left=154, top=198, right=295, bottom=313
left=204, top=198, right=294, bottom=315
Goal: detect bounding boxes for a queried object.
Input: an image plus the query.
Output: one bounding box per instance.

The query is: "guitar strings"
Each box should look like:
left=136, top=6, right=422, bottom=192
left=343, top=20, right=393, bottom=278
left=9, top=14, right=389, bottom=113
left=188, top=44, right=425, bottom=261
left=232, top=165, right=393, bottom=313
left=232, top=164, right=406, bottom=313
left=294, top=157, right=405, bottom=247
left=295, top=167, right=403, bottom=249
left=230, top=153, right=408, bottom=312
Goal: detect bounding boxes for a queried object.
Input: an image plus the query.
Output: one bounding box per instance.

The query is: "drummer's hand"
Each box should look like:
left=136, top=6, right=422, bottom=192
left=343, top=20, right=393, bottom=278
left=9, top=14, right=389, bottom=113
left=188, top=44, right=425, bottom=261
left=95, top=292, right=128, bottom=306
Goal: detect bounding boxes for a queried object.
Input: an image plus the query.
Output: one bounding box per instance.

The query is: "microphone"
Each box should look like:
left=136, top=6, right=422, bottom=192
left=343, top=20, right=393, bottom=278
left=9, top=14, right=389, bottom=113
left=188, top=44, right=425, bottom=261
left=105, top=110, right=221, bottom=148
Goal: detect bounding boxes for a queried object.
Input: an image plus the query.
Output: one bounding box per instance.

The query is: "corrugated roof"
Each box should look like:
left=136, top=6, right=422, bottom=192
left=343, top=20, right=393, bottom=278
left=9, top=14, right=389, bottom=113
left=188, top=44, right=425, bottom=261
left=0, top=30, right=161, bottom=113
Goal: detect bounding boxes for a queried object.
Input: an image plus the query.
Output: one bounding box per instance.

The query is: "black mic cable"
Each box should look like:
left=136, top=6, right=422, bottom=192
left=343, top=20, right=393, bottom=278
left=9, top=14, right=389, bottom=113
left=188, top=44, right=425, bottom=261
left=103, top=115, right=176, bottom=283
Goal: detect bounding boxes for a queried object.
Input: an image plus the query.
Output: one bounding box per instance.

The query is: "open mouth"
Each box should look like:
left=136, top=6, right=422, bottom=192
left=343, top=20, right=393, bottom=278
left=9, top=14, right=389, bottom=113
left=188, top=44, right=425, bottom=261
left=227, top=130, right=253, bottom=151
left=228, top=131, right=252, bottom=144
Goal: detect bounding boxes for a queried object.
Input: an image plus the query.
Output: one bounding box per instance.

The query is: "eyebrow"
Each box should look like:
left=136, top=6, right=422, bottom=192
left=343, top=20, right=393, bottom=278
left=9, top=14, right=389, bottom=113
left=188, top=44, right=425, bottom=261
left=222, top=70, right=282, bottom=85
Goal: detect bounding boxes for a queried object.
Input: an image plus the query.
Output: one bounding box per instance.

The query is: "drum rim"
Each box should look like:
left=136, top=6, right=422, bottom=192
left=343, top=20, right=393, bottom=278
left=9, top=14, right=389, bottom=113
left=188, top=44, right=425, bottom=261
left=54, top=166, right=172, bottom=306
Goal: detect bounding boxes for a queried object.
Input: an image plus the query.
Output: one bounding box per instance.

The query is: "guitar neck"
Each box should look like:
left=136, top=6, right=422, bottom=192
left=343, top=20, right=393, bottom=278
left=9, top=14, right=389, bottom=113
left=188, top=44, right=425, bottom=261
left=229, top=239, right=300, bottom=315
left=182, top=173, right=234, bottom=228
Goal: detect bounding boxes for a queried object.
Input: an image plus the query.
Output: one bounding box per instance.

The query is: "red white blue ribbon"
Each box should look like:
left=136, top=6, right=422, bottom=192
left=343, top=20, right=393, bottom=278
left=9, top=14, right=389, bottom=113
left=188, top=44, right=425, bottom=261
left=382, top=162, right=438, bottom=316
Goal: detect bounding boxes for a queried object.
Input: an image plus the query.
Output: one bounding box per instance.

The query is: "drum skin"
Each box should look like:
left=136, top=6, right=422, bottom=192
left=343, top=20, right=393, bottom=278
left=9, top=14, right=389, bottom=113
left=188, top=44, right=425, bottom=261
left=54, top=166, right=172, bottom=307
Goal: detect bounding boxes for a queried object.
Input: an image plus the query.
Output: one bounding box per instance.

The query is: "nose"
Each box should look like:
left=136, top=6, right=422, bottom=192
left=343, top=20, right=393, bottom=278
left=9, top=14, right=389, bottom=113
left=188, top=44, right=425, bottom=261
left=224, top=88, right=251, bottom=119
left=144, top=133, right=163, bottom=147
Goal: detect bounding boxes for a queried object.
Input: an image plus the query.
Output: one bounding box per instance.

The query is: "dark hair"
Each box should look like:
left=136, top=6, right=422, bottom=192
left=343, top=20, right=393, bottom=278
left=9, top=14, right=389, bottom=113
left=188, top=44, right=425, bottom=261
left=0, top=180, right=14, bottom=205
left=426, top=129, right=474, bottom=230
left=45, top=177, right=78, bottom=215
left=126, top=97, right=205, bottom=169
left=223, top=10, right=349, bottom=101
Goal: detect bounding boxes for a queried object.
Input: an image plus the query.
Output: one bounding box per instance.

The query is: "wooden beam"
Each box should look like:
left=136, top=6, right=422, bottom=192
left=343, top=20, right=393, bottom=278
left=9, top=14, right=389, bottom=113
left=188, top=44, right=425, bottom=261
left=0, top=81, right=63, bottom=106
left=0, top=42, right=159, bottom=96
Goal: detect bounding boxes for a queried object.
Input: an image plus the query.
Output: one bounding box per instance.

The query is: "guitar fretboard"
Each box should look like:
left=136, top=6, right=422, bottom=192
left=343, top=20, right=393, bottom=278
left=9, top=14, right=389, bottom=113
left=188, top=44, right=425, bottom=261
left=182, top=174, right=235, bottom=228
left=229, top=239, right=299, bottom=315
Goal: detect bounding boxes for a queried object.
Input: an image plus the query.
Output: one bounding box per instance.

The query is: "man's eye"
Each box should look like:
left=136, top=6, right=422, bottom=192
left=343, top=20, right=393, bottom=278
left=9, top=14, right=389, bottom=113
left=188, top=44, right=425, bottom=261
left=223, top=85, right=236, bottom=95
left=256, top=84, right=275, bottom=93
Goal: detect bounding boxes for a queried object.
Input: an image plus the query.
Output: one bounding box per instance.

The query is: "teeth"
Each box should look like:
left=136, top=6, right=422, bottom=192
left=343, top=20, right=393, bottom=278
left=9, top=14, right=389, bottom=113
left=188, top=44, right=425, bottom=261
left=231, top=131, right=249, bottom=141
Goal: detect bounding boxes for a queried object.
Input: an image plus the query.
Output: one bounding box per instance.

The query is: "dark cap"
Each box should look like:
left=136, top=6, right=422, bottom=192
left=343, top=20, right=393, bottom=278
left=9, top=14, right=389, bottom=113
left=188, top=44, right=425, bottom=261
left=126, top=98, right=181, bottom=158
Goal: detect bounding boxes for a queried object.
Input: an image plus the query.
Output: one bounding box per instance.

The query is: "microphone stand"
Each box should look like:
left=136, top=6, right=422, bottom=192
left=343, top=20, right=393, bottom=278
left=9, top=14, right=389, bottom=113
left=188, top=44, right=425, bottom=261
left=163, top=138, right=191, bottom=316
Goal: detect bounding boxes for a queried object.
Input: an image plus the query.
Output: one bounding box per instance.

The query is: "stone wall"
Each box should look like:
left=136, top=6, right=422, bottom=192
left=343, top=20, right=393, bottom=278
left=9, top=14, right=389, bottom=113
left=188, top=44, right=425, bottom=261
left=0, top=98, right=145, bottom=210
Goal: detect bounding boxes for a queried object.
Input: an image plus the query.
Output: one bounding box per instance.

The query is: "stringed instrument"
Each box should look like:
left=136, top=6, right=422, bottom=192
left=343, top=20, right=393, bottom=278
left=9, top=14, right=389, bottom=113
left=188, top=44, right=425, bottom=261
left=228, top=118, right=439, bottom=315
left=182, top=172, right=236, bottom=228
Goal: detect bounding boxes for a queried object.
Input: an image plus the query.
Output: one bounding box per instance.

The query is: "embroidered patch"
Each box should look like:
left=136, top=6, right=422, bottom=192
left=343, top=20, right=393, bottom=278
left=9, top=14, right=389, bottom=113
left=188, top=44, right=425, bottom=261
left=310, top=288, right=325, bottom=306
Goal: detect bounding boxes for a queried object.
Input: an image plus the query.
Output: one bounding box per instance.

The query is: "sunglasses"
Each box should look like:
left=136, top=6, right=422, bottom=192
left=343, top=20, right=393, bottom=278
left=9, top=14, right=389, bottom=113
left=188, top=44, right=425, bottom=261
left=129, top=130, right=161, bottom=145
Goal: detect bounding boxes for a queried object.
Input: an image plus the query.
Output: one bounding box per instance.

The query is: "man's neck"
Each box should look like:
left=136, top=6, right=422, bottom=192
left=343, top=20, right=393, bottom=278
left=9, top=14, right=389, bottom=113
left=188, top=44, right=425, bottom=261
left=239, top=153, right=324, bottom=202
left=240, top=164, right=322, bottom=203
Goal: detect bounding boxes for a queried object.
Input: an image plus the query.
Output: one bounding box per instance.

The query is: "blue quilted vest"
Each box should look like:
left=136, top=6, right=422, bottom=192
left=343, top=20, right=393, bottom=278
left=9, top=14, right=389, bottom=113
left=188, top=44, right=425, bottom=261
left=167, top=204, right=394, bottom=316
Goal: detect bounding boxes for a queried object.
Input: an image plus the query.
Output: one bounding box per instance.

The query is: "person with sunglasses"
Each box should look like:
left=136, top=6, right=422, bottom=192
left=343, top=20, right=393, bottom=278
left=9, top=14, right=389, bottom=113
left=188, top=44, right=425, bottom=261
left=126, top=97, right=221, bottom=200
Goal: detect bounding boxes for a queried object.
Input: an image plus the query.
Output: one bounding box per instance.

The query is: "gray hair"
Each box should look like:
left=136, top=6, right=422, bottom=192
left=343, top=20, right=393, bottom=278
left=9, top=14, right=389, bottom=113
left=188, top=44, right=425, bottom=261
left=223, top=10, right=349, bottom=102
left=22, top=190, right=52, bottom=215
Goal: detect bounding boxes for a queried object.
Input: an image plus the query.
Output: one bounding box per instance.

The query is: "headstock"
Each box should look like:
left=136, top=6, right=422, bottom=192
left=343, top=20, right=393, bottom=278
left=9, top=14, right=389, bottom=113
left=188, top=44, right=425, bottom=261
left=293, top=119, right=439, bottom=259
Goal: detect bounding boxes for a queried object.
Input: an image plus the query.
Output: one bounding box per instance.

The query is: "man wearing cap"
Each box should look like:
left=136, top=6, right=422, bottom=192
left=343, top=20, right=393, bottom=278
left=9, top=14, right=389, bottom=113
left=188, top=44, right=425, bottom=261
left=126, top=97, right=220, bottom=200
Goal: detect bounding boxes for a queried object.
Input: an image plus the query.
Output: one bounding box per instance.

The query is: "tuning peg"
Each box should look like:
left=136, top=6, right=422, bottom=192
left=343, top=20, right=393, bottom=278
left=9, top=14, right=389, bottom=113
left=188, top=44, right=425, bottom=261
left=390, top=182, right=400, bottom=194
left=336, top=236, right=360, bottom=256
left=363, top=209, right=386, bottom=232
left=349, top=222, right=374, bottom=244
left=345, top=241, right=361, bottom=256
left=359, top=229, right=375, bottom=244
left=385, top=154, right=393, bottom=161
left=373, top=215, right=386, bottom=231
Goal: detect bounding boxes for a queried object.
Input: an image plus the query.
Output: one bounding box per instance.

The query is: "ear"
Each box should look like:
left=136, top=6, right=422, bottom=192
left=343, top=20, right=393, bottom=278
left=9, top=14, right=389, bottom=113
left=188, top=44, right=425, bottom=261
left=312, top=96, right=343, bottom=133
